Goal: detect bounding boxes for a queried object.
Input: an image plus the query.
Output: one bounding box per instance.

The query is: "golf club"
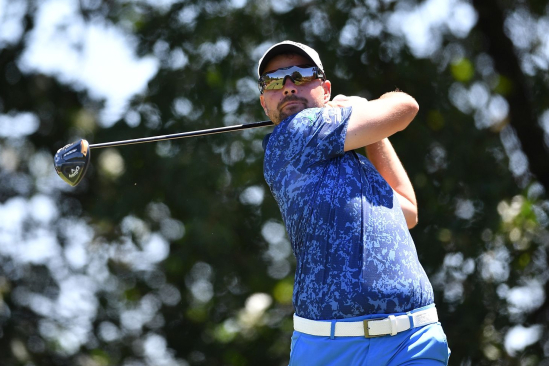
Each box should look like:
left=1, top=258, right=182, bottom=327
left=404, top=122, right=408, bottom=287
left=54, top=120, right=273, bottom=187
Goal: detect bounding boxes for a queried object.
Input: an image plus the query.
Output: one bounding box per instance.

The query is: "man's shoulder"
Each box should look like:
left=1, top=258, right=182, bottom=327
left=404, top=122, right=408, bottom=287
left=279, top=107, right=351, bottom=129
left=265, top=106, right=352, bottom=161
left=277, top=108, right=322, bottom=127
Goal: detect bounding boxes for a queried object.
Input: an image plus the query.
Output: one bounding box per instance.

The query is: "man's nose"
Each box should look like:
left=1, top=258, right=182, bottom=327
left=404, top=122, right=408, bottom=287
left=282, top=76, right=297, bottom=95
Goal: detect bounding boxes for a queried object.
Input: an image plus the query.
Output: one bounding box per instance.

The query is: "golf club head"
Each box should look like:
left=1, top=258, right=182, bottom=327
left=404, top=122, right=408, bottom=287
left=54, top=139, right=91, bottom=187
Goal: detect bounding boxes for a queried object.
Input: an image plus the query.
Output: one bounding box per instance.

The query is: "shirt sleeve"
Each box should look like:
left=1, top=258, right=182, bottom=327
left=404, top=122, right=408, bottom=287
left=270, top=106, right=352, bottom=167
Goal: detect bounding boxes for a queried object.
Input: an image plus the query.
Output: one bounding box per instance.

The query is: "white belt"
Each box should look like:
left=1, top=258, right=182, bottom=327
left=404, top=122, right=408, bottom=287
left=293, top=307, right=438, bottom=338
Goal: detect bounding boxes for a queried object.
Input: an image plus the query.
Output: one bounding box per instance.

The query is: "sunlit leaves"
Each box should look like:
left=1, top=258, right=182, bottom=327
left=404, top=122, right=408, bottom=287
left=493, top=75, right=513, bottom=96
left=272, top=279, right=293, bottom=305
left=450, top=57, right=474, bottom=82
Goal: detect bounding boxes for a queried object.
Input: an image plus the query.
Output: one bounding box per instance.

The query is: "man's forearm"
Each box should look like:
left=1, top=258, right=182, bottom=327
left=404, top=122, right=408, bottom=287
left=366, top=139, right=418, bottom=228
left=326, top=92, right=418, bottom=151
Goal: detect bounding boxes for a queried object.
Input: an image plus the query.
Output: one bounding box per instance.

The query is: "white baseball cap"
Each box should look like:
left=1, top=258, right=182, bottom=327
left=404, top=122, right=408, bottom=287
left=257, top=40, right=325, bottom=78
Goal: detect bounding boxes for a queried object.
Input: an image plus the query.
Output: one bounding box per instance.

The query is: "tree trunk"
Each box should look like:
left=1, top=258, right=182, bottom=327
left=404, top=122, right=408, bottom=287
left=471, top=0, right=549, bottom=191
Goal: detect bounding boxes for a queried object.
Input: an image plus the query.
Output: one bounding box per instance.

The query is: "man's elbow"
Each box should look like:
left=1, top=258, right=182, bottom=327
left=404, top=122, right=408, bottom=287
left=407, top=213, right=419, bottom=229
left=408, top=98, right=419, bottom=117
left=405, top=205, right=419, bottom=229
left=395, top=96, right=419, bottom=132
left=403, top=97, right=419, bottom=124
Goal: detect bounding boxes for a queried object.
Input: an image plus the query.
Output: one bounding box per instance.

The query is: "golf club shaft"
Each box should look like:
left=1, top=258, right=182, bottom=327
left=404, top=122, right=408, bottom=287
left=89, top=120, right=273, bottom=149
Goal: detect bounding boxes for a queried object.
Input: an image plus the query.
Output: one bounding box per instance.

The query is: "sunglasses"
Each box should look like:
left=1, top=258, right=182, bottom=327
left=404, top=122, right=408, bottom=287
left=258, top=65, right=326, bottom=94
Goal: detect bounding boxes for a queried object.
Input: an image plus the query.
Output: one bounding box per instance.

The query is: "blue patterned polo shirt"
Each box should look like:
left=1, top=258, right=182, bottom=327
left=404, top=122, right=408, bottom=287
left=263, top=107, right=434, bottom=320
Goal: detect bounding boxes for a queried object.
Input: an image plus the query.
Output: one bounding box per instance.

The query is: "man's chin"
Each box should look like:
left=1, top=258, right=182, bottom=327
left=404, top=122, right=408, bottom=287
left=279, top=104, right=306, bottom=122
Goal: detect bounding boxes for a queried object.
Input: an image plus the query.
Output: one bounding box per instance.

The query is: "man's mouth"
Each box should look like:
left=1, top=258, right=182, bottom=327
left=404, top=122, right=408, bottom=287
left=282, top=101, right=301, bottom=109
left=278, top=97, right=308, bottom=111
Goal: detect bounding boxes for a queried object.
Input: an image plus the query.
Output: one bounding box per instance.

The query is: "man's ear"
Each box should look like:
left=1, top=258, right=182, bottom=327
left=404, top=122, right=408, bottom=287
left=323, top=80, right=332, bottom=104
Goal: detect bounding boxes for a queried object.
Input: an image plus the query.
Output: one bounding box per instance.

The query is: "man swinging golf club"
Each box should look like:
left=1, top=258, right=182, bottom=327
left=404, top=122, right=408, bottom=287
left=258, top=40, right=450, bottom=365
left=53, top=38, right=449, bottom=365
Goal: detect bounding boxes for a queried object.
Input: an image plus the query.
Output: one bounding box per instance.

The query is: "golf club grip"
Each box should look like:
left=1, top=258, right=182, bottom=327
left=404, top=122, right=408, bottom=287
left=89, top=120, right=274, bottom=149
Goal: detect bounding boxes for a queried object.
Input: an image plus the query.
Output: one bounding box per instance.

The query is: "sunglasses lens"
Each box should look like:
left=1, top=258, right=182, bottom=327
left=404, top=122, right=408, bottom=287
left=264, top=78, right=284, bottom=91
left=292, top=71, right=316, bottom=85
left=260, top=66, right=319, bottom=93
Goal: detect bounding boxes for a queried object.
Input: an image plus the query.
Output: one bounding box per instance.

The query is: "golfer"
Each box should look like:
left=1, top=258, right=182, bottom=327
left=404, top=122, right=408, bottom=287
left=258, top=41, right=450, bottom=365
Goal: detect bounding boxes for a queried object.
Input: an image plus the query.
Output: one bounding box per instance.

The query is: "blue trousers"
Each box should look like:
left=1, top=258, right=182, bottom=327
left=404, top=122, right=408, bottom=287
left=289, top=308, right=450, bottom=365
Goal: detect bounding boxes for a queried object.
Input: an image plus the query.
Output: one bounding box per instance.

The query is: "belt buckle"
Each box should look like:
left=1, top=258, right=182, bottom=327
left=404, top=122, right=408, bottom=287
left=363, top=317, right=385, bottom=338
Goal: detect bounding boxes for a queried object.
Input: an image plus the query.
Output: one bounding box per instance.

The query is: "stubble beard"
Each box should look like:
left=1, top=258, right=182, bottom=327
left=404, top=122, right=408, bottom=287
left=271, top=95, right=312, bottom=124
